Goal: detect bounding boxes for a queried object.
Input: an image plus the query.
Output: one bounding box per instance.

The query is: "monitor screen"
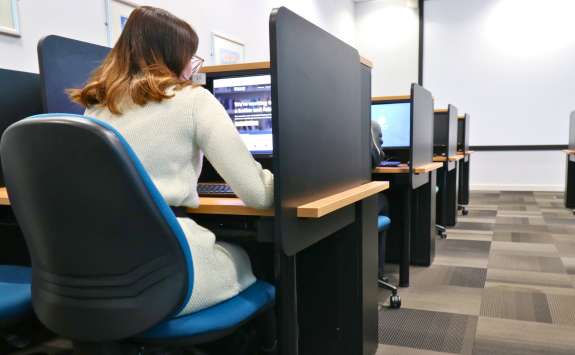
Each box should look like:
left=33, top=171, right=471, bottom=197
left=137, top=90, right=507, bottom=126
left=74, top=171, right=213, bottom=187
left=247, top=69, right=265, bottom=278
left=213, top=75, right=273, bottom=155
left=371, top=102, right=411, bottom=148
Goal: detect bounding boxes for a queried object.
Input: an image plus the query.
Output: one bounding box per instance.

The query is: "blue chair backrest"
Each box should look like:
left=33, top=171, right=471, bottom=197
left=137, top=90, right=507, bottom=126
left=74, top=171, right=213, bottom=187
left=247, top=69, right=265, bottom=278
left=0, top=114, right=193, bottom=341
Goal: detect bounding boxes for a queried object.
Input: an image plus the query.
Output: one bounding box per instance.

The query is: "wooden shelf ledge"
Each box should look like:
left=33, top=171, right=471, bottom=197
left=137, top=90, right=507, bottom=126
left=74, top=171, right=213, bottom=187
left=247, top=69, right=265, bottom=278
left=372, top=95, right=411, bottom=103
left=297, top=181, right=389, bottom=219
left=0, top=188, right=9, bottom=206
left=434, top=108, right=448, bottom=113
left=360, top=56, right=374, bottom=68
left=187, top=197, right=273, bottom=217
left=373, top=164, right=410, bottom=174
left=201, top=61, right=270, bottom=74
left=414, top=162, right=443, bottom=174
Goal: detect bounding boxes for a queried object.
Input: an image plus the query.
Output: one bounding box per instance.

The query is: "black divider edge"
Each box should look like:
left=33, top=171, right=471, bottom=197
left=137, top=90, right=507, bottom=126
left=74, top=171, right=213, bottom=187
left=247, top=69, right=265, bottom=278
left=270, top=7, right=366, bottom=255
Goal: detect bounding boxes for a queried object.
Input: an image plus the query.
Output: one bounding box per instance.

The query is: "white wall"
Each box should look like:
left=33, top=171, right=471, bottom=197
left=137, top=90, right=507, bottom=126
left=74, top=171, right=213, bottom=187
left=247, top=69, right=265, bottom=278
left=355, top=0, right=419, bottom=96
left=0, top=0, right=355, bottom=73
left=424, top=0, right=575, bottom=191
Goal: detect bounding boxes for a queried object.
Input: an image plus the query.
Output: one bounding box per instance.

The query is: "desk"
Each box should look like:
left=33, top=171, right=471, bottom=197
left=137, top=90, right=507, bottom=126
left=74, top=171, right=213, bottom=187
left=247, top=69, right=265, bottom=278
left=372, top=163, right=441, bottom=287
left=434, top=155, right=461, bottom=227
left=457, top=151, right=473, bottom=207
left=563, top=150, right=575, bottom=210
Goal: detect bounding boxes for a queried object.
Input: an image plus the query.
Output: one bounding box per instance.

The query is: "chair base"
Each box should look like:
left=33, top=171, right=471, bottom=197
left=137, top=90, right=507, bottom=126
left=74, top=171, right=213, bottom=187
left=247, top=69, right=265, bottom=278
left=378, top=277, right=401, bottom=309
left=436, top=224, right=447, bottom=239
left=458, top=205, right=469, bottom=216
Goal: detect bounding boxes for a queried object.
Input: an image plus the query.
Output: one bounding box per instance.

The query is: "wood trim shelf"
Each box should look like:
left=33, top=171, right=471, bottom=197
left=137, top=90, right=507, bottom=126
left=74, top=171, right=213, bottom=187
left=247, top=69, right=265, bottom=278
left=373, top=164, right=410, bottom=174
left=201, top=61, right=270, bottom=74
left=414, top=162, right=443, bottom=174
left=360, top=56, right=374, bottom=68
left=434, top=108, right=448, bottom=113
left=372, top=95, right=411, bottom=103
left=297, top=181, right=389, bottom=219
left=187, top=197, right=273, bottom=216
left=0, top=188, right=9, bottom=206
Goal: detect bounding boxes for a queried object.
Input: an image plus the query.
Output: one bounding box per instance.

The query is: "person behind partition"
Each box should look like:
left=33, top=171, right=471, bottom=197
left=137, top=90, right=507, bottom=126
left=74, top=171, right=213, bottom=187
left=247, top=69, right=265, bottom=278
left=68, top=6, right=273, bottom=315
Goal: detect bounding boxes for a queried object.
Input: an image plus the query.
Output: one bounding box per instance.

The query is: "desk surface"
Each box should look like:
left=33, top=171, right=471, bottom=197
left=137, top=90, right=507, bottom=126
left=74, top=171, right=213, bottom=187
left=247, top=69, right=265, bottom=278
left=563, top=149, right=575, bottom=155
left=373, top=162, right=443, bottom=175
left=0, top=181, right=390, bottom=219
left=457, top=150, right=474, bottom=156
left=433, top=155, right=464, bottom=162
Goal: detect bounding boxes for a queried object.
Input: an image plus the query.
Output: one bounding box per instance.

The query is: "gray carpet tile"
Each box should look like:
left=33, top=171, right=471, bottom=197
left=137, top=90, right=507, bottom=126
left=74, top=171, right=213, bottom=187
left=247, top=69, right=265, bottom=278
left=378, top=190, right=575, bottom=355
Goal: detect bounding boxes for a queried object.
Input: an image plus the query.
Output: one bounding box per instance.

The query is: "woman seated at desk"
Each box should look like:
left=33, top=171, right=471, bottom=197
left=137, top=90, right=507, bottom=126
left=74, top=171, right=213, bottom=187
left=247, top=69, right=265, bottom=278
left=68, top=6, right=274, bottom=315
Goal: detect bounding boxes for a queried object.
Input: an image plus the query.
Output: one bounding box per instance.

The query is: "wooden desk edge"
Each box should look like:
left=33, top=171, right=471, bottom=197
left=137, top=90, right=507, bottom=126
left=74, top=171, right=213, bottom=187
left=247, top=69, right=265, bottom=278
left=562, top=149, right=575, bottom=155
left=449, top=155, right=465, bottom=161
left=414, top=162, right=444, bottom=174
left=201, top=61, right=270, bottom=73
left=372, top=95, right=411, bottom=103
left=0, top=188, right=9, bottom=206
left=372, top=165, right=410, bottom=174
left=297, top=181, right=389, bottom=219
left=360, top=56, right=374, bottom=68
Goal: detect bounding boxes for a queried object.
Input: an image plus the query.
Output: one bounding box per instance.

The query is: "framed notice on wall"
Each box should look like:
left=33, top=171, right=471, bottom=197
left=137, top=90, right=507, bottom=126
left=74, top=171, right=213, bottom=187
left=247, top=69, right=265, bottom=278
left=0, top=0, right=20, bottom=37
left=212, top=33, right=245, bottom=65
left=105, top=0, right=137, bottom=46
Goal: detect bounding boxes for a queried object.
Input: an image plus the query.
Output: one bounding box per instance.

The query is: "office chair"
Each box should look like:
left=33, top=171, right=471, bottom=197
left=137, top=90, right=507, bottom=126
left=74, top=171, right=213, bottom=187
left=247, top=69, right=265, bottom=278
left=0, top=114, right=276, bottom=355
left=435, top=186, right=447, bottom=239
left=0, top=265, right=32, bottom=350
left=458, top=205, right=469, bottom=216
left=377, top=195, right=401, bottom=309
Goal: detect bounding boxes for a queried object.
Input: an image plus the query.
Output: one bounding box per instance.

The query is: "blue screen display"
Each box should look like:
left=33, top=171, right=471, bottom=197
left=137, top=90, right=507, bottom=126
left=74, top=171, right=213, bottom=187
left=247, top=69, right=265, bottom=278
left=371, top=103, right=411, bottom=148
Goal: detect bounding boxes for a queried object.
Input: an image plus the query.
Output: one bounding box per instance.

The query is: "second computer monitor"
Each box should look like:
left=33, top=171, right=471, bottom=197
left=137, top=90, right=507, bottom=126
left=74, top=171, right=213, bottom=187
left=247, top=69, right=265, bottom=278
left=212, top=75, right=273, bottom=155
left=371, top=102, right=411, bottom=149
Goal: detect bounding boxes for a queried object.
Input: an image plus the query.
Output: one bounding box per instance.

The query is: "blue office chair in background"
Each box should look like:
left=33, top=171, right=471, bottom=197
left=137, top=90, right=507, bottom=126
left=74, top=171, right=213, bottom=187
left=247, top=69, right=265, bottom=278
left=0, top=265, right=32, bottom=350
left=0, top=114, right=276, bottom=355
left=377, top=194, right=401, bottom=309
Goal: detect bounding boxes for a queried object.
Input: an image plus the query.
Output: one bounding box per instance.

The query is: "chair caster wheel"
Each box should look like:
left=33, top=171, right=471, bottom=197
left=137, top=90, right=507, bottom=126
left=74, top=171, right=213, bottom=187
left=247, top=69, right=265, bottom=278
left=3, top=334, right=31, bottom=349
left=440, top=232, right=447, bottom=239
left=389, top=295, right=401, bottom=309
left=462, top=209, right=469, bottom=216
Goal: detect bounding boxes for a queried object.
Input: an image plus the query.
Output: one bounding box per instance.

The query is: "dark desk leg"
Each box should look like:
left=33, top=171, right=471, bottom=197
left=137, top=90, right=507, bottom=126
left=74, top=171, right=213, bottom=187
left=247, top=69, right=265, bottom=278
left=410, top=172, right=436, bottom=267
left=445, top=163, right=459, bottom=227
left=400, top=186, right=411, bottom=287
left=458, top=157, right=470, bottom=206
left=359, top=196, right=378, bottom=355
left=436, top=163, right=448, bottom=226
left=277, top=253, right=299, bottom=355
left=565, top=157, right=575, bottom=210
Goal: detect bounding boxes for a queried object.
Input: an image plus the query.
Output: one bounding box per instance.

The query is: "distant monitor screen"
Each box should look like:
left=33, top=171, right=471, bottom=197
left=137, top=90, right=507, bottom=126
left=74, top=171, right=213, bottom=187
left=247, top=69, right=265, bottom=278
left=371, top=102, right=411, bottom=148
left=213, top=75, right=273, bottom=155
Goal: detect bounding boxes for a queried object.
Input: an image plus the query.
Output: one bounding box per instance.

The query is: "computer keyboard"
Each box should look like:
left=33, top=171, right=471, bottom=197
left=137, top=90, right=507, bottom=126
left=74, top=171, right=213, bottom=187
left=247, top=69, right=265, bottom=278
left=197, top=183, right=236, bottom=197
left=380, top=160, right=402, bottom=167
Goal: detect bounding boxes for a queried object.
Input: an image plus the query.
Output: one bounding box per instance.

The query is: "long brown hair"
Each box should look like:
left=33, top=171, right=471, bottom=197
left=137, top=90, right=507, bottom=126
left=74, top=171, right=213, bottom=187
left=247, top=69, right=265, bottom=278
left=68, top=6, right=199, bottom=114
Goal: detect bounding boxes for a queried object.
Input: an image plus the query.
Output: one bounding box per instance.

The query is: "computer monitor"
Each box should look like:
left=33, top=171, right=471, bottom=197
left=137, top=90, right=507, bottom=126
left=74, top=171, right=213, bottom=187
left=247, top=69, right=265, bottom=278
left=212, top=75, right=273, bottom=155
left=371, top=102, right=411, bottom=149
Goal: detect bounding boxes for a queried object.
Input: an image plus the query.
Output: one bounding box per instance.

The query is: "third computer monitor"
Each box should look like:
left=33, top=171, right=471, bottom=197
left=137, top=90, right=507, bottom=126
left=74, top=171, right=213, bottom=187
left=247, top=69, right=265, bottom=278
left=371, top=102, right=411, bottom=149
left=212, top=74, right=273, bottom=155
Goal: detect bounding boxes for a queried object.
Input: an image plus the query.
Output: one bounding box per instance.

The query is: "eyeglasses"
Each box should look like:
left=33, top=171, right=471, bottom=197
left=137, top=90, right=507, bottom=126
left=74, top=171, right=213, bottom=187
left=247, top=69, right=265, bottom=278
left=191, top=55, right=204, bottom=74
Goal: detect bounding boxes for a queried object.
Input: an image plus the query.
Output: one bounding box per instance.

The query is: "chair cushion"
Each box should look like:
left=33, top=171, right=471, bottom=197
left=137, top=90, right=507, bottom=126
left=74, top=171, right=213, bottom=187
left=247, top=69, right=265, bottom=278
left=139, top=280, right=275, bottom=339
left=0, top=265, right=32, bottom=321
left=378, top=215, right=391, bottom=232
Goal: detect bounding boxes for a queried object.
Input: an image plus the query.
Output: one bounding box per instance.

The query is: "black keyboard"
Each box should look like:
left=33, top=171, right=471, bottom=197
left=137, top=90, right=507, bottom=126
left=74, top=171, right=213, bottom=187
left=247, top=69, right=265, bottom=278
left=197, top=183, right=235, bottom=197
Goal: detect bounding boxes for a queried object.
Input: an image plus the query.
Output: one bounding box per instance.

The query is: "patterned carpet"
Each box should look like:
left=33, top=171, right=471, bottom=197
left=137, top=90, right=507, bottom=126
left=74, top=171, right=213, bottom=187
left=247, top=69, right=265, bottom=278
left=377, top=191, right=575, bottom=355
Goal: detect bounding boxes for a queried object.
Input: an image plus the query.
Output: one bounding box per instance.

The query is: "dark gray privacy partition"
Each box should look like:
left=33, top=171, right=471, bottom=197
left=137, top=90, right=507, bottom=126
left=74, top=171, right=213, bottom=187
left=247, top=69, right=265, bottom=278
left=448, top=105, right=458, bottom=157
left=411, top=84, right=434, bottom=173
left=0, top=68, right=43, bottom=186
left=458, top=113, right=470, bottom=152
left=270, top=7, right=366, bottom=256
left=38, top=35, right=110, bottom=114
left=570, top=111, right=575, bottom=150
left=433, top=104, right=458, bottom=157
